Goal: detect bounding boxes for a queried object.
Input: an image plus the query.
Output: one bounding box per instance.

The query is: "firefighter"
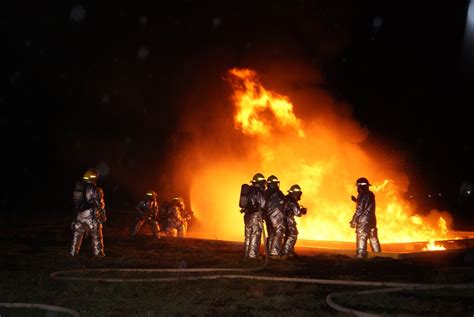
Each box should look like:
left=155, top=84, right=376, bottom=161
left=241, top=173, right=266, bottom=259
left=264, top=175, right=286, bottom=258
left=163, top=197, right=189, bottom=237
left=175, top=197, right=193, bottom=236
left=282, top=184, right=307, bottom=257
left=131, top=190, right=160, bottom=239
left=172, top=197, right=192, bottom=237
left=349, top=177, right=381, bottom=258
left=70, top=168, right=107, bottom=256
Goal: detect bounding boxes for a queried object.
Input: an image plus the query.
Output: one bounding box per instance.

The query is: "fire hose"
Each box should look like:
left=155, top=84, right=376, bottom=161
left=47, top=219, right=474, bottom=316
left=0, top=303, right=80, bottom=317
left=0, top=216, right=269, bottom=316
left=6, top=219, right=474, bottom=316
left=47, top=268, right=474, bottom=317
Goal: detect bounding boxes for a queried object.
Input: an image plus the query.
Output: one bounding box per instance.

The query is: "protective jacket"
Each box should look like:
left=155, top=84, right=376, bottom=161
left=70, top=180, right=106, bottom=256
left=350, top=191, right=376, bottom=229
left=350, top=190, right=381, bottom=258
left=282, top=195, right=304, bottom=256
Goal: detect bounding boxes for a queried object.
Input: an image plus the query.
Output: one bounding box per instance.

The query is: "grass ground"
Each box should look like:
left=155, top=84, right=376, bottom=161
left=333, top=288, right=474, bottom=316
left=1, top=223, right=474, bottom=316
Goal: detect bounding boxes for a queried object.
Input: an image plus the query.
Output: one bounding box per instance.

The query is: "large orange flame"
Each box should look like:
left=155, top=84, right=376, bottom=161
left=189, top=68, right=453, bottom=246
left=229, top=68, right=305, bottom=138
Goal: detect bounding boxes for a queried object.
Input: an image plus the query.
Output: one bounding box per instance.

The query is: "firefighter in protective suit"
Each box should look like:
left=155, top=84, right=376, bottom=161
left=165, top=197, right=188, bottom=237
left=282, top=184, right=307, bottom=257
left=70, top=168, right=107, bottom=256
left=264, top=175, right=286, bottom=258
left=131, top=190, right=160, bottom=239
left=349, top=177, right=381, bottom=258
left=241, top=173, right=266, bottom=259
left=173, top=197, right=193, bottom=236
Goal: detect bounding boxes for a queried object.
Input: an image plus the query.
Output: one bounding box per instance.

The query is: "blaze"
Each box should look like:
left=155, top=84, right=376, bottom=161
left=188, top=67, right=453, bottom=247
left=422, top=239, right=446, bottom=251
left=229, top=68, right=305, bottom=138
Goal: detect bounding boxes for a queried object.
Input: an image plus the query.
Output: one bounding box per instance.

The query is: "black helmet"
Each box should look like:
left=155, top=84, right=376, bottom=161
left=251, top=173, right=266, bottom=188
left=356, top=177, right=371, bottom=186
left=252, top=173, right=265, bottom=183
left=267, top=175, right=280, bottom=184
left=288, top=184, right=302, bottom=200
left=267, top=175, right=280, bottom=190
left=288, top=184, right=302, bottom=193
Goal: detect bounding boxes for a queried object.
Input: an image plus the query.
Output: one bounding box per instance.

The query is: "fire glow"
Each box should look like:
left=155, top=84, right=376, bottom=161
left=422, top=239, right=447, bottom=251
left=189, top=68, right=453, bottom=247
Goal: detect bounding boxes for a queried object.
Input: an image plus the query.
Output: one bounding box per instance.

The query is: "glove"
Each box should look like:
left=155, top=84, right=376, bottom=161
left=349, top=220, right=356, bottom=228
left=300, top=207, right=307, bottom=215
left=97, top=209, right=107, bottom=223
left=351, top=195, right=357, bottom=203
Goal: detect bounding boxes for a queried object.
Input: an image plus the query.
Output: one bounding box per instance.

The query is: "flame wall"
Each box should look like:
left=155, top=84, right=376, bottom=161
left=178, top=65, right=452, bottom=243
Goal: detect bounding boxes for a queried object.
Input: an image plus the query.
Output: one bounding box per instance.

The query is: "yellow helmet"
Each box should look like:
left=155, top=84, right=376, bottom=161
left=171, top=197, right=185, bottom=208
left=83, top=168, right=98, bottom=182
left=146, top=190, right=158, bottom=198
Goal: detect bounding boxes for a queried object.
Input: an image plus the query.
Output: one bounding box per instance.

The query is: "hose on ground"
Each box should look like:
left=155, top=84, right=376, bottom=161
left=326, top=282, right=474, bottom=317
left=31, top=218, right=474, bottom=316
left=0, top=303, right=80, bottom=317
left=6, top=215, right=269, bottom=317
left=50, top=268, right=474, bottom=316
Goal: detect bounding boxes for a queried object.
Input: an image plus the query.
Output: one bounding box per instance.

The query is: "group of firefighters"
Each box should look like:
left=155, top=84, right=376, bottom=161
left=131, top=192, right=192, bottom=240
left=69, top=168, right=192, bottom=257
left=69, top=168, right=381, bottom=260
left=240, top=173, right=307, bottom=259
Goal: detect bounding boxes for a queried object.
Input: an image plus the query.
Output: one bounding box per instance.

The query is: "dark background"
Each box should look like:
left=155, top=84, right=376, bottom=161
left=1, top=0, right=473, bottom=227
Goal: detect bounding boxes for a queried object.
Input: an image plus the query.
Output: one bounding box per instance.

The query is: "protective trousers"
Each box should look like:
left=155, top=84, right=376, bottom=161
left=267, top=211, right=285, bottom=256
left=177, top=221, right=186, bottom=237
left=282, top=217, right=298, bottom=256
left=244, top=212, right=263, bottom=258
left=165, top=220, right=185, bottom=237
left=132, top=218, right=160, bottom=237
left=356, top=225, right=381, bottom=258
left=70, top=211, right=104, bottom=256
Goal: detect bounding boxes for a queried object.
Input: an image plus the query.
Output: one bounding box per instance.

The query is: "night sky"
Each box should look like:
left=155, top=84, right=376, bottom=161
left=1, top=1, right=473, bottom=225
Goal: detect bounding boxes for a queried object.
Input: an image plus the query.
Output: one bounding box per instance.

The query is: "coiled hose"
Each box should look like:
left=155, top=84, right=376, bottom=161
left=7, top=220, right=474, bottom=316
